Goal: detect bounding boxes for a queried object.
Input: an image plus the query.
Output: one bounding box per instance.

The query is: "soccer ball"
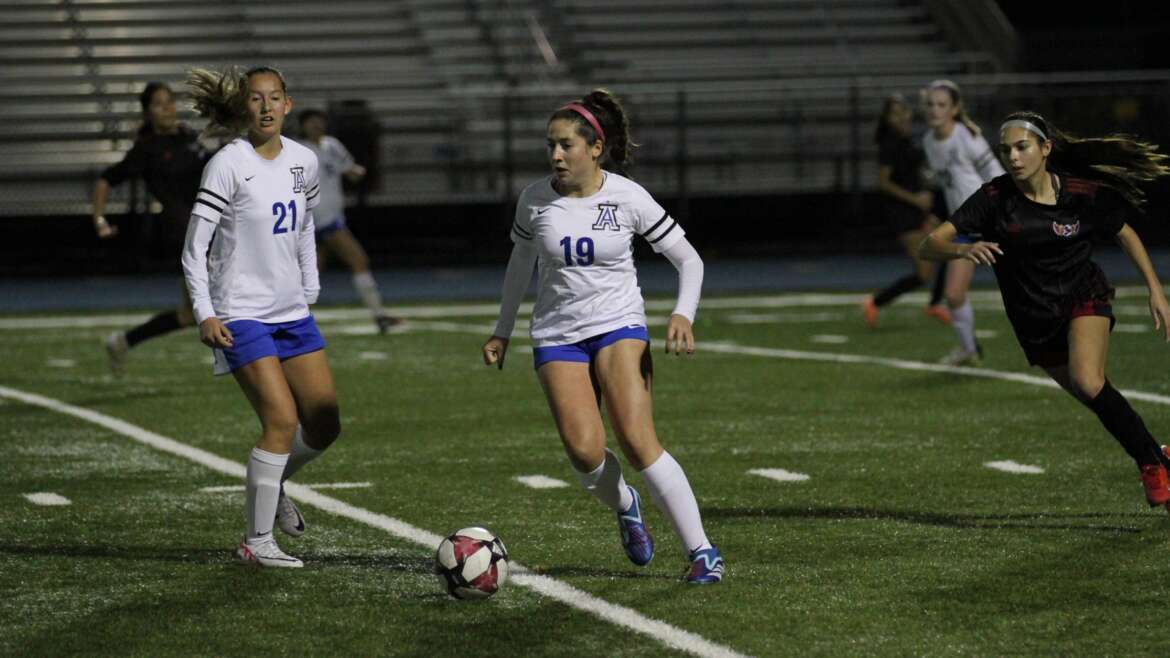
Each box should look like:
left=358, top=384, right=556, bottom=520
left=434, top=527, right=509, bottom=600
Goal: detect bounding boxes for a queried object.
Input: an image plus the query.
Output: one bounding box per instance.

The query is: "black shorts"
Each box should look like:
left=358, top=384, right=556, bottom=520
left=1015, top=297, right=1116, bottom=368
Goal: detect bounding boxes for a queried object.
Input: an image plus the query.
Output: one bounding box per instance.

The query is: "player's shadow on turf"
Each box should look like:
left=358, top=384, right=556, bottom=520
left=531, top=565, right=679, bottom=580
left=702, top=506, right=1146, bottom=533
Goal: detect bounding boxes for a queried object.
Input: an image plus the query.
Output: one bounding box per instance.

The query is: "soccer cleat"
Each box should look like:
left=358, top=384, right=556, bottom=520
left=924, top=305, right=953, bottom=326
left=616, top=486, right=654, bottom=566
left=104, top=331, right=129, bottom=375
left=275, top=486, right=306, bottom=537
left=235, top=535, right=303, bottom=568
left=938, top=347, right=982, bottom=367
left=375, top=314, right=405, bottom=334
left=686, top=546, right=725, bottom=585
left=861, top=296, right=879, bottom=329
left=1140, top=463, right=1170, bottom=508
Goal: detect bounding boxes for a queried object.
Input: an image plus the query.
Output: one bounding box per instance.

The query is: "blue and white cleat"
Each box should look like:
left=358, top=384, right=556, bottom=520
left=617, top=486, right=654, bottom=566
left=686, top=546, right=725, bottom=584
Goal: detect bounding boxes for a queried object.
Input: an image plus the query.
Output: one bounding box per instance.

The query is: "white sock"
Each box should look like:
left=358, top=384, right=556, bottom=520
left=574, top=448, right=633, bottom=512
left=951, top=299, right=978, bottom=353
left=352, top=272, right=385, bottom=318
left=640, top=451, right=711, bottom=554
left=281, top=425, right=324, bottom=483
left=246, top=447, right=288, bottom=540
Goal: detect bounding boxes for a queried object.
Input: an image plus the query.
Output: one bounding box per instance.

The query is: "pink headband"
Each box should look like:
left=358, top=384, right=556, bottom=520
left=560, top=103, right=606, bottom=142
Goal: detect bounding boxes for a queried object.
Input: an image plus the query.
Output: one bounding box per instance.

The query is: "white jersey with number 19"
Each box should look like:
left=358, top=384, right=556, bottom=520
left=512, top=172, right=685, bottom=347
left=184, top=136, right=320, bottom=324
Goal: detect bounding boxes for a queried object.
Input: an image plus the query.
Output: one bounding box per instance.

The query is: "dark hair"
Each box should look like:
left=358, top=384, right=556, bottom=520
left=137, top=81, right=173, bottom=138
left=187, top=65, right=288, bottom=132
left=549, top=88, right=637, bottom=173
left=925, top=79, right=982, bottom=137
left=299, top=108, right=326, bottom=126
left=1003, top=111, right=1170, bottom=208
left=874, top=94, right=908, bottom=144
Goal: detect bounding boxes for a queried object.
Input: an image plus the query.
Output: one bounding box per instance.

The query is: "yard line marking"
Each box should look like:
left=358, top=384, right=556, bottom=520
left=358, top=351, right=388, bottom=360
left=810, top=335, right=849, bottom=344
left=1114, top=323, right=1148, bottom=334
left=514, top=475, right=571, bottom=489
left=0, top=384, right=750, bottom=658
left=46, top=358, right=77, bottom=368
left=201, top=482, right=373, bottom=493
left=748, top=468, right=810, bottom=483
left=974, top=330, right=998, bottom=339
left=727, top=312, right=845, bottom=324
left=4, top=286, right=1160, bottom=330
left=22, top=492, right=72, bottom=506
left=984, top=461, right=1045, bottom=475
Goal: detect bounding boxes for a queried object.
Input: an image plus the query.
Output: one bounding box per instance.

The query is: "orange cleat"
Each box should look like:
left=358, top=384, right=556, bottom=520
left=862, top=296, right=879, bottom=329
left=924, top=305, right=953, bottom=326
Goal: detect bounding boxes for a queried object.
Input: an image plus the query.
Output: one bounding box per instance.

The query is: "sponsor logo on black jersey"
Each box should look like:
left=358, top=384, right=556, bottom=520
left=592, top=203, right=620, bottom=231
left=1051, top=220, right=1080, bottom=237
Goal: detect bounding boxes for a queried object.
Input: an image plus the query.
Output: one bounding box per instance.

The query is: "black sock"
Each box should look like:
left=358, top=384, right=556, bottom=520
left=928, top=266, right=946, bottom=306
left=1086, top=381, right=1167, bottom=467
left=125, top=311, right=182, bottom=348
left=873, top=274, right=925, bottom=307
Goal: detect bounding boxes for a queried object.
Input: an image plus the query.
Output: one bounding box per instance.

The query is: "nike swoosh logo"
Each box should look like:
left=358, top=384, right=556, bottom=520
left=244, top=175, right=255, bottom=181
left=535, top=207, right=550, bottom=215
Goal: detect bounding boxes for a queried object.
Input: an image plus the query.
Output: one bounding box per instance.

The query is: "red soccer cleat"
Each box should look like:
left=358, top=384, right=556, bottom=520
left=924, top=305, right=953, bottom=326
left=862, top=296, right=879, bottom=329
left=1139, top=463, right=1170, bottom=508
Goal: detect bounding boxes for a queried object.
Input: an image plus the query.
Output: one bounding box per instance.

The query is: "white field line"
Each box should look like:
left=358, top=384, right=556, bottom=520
left=23, top=492, right=71, bottom=506
left=201, top=482, right=373, bottom=493
left=810, top=335, right=849, bottom=344
left=8, top=286, right=1164, bottom=331
left=513, top=475, right=570, bottom=489
left=0, top=384, right=750, bottom=658
left=984, top=461, right=1045, bottom=475
left=747, top=469, right=810, bottom=483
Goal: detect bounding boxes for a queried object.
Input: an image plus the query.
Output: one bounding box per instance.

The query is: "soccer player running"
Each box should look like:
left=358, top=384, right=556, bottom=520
left=183, top=66, right=341, bottom=567
left=297, top=109, right=402, bottom=333
left=92, top=82, right=212, bottom=374
left=482, top=89, right=724, bottom=584
left=920, top=111, right=1170, bottom=510
left=922, top=80, right=1006, bottom=365
left=862, top=94, right=943, bottom=327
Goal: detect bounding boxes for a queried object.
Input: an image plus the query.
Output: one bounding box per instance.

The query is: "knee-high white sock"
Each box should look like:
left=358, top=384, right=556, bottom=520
left=951, top=299, right=978, bottom=353
left=352, top=272, right=385, bottom=318
left=574, top=448, right=633, bottom=513
left=640, top=451, right=711, bottom=554
left=246, top=447, right=288, bottom=540
left=281, top=425, right=324, bottom=483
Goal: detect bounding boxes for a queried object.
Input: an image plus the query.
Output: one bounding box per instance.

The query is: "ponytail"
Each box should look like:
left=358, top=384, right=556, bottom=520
left=550, top=88, right=638, bottom=173
left=1004, top=111, right=1170, bottom=208
left=187, top=65, right=288, bottom=133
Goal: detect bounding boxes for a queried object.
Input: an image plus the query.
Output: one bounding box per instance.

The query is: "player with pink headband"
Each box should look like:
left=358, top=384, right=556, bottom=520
left=482, top=89, right=724, bottom=584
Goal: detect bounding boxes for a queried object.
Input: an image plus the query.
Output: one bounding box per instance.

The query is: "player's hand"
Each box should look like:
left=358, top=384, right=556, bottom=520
left=93, top=215, right=118, bottom=239
left=483, top=336, right=509, bottom=370
left=1149, top=291, right=1170, bottom=342
left=913, top=191, right=934, bottom=213
left=665, top=314, right=695, bottom=356
left=199, top=317, right=233, bottom=348
left=961, top=241, right=1002, bottom=266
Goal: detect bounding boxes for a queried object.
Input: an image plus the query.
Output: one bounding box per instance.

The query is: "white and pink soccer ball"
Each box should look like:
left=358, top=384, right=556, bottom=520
left=433, top=527, right=509, bottom=600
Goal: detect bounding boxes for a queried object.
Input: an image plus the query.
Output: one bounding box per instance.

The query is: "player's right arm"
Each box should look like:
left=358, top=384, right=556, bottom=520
left=919, top=186, right=1001, bottom=264
left=483, top=196, right=539, bottom=370
left=181, top=150, right=238, bottom=348
left=92, top=142, right=144, bottom=238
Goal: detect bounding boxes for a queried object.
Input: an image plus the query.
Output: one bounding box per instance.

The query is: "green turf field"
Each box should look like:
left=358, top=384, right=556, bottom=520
left=3, top=289, right=1170, bottom=657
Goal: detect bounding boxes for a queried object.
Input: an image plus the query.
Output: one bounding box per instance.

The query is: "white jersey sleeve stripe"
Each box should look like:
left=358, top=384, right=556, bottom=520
left=646, top=218, right=678, bottom=244
left=198, top=187, right=229, bottom=206
left=195, top=198, right=224, bottom=214
left=511, top=220, right=533, bottom=240
left=641, top=212, right=670, bottom=237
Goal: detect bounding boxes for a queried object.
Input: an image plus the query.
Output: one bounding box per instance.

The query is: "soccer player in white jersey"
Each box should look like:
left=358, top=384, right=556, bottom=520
left=298, top=109, right=401, bottom=333
left=923, top=80, right=1006, bottom=366
left=182, top=66, right=341, bottom=568
left=482, top=90, right=724, bottom=584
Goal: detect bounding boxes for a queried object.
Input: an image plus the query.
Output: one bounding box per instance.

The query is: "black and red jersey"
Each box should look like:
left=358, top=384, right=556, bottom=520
left=101, top=125, right=210, bottom=224
left=950, top=173, right=1133, bottom=329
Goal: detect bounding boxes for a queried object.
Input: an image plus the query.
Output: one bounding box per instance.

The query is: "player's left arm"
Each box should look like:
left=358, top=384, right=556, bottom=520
left=661, top=237, right=703, bottom=356
left=1115, top=223, right=1170, bottom=341
left=300, top=157, right=321, bottom=304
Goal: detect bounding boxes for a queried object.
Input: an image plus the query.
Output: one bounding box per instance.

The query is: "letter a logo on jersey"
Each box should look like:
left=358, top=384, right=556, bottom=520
left=593, top=204, right=620, bottom=231
left=289, top=166, right=306, bottom=193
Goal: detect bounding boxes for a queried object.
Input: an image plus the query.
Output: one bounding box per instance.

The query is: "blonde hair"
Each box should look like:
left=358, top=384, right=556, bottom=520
left=187, top=65, right=287, bottom=132
left=926, top=79, right=982, bottom=136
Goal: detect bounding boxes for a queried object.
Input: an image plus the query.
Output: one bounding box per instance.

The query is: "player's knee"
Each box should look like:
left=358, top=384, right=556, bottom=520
left=305, top=403, right=341, bottom=448
left=945, top=292, right=966, bottom=308
left=1070, top=371, right=1105, bottom=402
left=264, top=411, right=300, bottom=443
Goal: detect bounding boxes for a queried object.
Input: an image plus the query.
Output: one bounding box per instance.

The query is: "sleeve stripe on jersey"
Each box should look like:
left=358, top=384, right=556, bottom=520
left=512, top=221, right=533, bottom=239
left=306, top=191, right=320, bottom=201
left=648, top=220, right=677, bottom=244
left=641, top=212, right=670, bottom=238
left=195, top=198, right=223, bottom=214
left=198, top=187, right=229, bottom=205
left=307, top=184, right=319, bottom=193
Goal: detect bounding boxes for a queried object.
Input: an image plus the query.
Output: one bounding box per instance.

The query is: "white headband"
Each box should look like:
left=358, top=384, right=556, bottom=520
left=1000, top=119, right=1048, bottom=142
